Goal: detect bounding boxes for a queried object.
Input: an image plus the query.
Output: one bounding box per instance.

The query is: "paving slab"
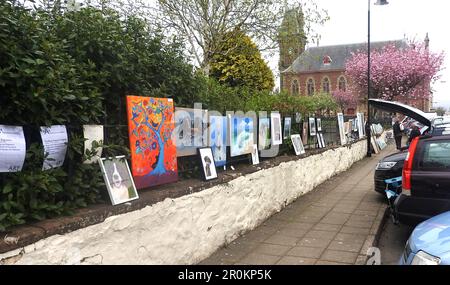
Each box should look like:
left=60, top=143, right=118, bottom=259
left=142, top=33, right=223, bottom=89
left=199, top=143, right=395, bottom=265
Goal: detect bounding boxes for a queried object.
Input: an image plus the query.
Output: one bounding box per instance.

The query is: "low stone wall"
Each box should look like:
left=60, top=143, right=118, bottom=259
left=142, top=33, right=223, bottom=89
left=0, top=140, right=367, bottom=265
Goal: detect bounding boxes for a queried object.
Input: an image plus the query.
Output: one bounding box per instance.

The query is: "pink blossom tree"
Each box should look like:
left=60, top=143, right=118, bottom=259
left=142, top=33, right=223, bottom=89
left=345, top=43, right=444, bottom=101
left=332, top=90, right=358, bottom=113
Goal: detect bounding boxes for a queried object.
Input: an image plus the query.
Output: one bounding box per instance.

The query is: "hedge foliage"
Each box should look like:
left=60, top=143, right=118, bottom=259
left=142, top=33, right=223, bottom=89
left=0, top=1, right=339, bottom=231
left=0, top=1, right=205, bottom=231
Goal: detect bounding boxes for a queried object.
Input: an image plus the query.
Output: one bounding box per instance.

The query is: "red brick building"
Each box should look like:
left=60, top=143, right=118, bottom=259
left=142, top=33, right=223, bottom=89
left=279, top=39, right=432, bottom=115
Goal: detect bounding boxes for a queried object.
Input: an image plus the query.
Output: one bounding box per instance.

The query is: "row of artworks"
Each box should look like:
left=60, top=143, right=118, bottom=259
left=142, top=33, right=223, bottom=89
left=126, top=96, right=324, bottom=190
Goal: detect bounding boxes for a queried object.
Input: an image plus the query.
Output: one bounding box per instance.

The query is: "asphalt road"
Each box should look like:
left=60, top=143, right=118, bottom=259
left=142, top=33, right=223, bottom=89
left=378, top=213, right=414, bottom=265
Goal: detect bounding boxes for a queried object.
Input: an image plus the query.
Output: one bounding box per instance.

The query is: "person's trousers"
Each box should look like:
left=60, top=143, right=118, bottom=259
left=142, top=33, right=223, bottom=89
left=395, top=135, right=402, bottom=150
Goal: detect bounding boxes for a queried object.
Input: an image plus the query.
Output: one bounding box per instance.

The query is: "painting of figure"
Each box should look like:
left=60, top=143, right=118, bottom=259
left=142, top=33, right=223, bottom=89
left=258, top=117, right=270, bottom=150
left=291, top=134, right=305, bottom=156
left=98, top=155, right=138, bottom=205
left=126, top=96, right=178, bottom=189
left=174, top=107, right=207, bottom=157
left=230, top=116, right=254, bottom=157
left=198, top=147, right=217, bottom=180
left=208, top=115, right=227, bottom=167
left=283, top=117, right=292, bottom=139
left=271, top=113, right=282, bottom=145
left=316, top=118, right=322, bottom=132
left=309, top=117, right=317, bottom=136
left=337, top=113, right=346, bottom=145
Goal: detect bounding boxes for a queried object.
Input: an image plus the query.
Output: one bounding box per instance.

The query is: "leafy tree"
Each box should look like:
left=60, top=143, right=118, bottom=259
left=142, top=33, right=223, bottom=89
left=149, top=0, right=329, bottom=71
left=210, top=29, right=275, bottom=91
left=332, top=90, right=358, bottom=113
left=435, top=106, right=446, bottom=116
left=346, top=43, right=444, bottom=101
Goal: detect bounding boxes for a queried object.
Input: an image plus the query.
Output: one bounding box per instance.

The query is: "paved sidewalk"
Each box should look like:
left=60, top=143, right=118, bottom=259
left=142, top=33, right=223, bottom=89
left=199, top=144, right=396, bottom=265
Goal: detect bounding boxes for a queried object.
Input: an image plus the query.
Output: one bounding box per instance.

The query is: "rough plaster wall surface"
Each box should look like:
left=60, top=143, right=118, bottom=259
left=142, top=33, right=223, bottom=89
left=0, top=141, right=367, bottom=265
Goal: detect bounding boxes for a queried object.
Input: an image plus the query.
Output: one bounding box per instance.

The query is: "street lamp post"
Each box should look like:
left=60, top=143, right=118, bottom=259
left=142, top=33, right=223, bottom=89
left=367, top=0, right=389, bottom=157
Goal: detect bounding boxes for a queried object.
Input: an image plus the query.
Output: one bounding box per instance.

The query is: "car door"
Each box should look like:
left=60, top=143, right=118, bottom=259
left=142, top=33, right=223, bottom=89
left=412, top=137, right=450, bottom=199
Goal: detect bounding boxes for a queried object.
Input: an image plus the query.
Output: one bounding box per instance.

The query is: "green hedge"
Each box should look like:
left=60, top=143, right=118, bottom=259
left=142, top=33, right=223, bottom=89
left=0, top=1, right=205, bottom=231
left=0, top=1, right=339, bottom=231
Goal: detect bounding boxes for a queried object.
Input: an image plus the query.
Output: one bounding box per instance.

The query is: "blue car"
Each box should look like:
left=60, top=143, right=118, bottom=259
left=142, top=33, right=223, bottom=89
left=400, top=211, right=450, bottom=265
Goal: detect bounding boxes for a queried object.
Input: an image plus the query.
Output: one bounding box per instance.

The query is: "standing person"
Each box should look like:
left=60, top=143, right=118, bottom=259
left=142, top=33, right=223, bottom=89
left=393, top=118, right=403, bottom=150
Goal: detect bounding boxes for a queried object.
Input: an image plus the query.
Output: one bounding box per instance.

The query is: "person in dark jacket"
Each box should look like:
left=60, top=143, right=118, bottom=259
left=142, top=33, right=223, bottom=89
left=408, top=125, right=421, bottom=145
left=393, top=119, right=403, bottom=150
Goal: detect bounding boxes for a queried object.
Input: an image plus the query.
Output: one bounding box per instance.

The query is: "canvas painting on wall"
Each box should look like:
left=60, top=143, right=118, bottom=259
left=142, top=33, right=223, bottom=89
left=316, top=118, right=322, bottom=132
left=302, top=122, right=308, bottom=145
left=270, top=113, right=282, bottom=145
left=337, top=113, right=346, bottom=145
left=98, top=155, right=138, bottom=205
left=291, top=134, right=305, bottom=156
left=126, top=96, right=178, bottom=189
left=258, top=117, right=271, bottom=150
left=230, top=115, right=254, bottom=157
left=208, top=115, right=227, bottom=167
left=174, top=107, right=207, bottom=157
left=251, top=144, right=260, bottom=165
left=283, top=117, right=292, bottom=139
left=83, top=125, right=104, bottom=164
left=357, top=113, right=365, bottom=138
left=295, top=112, right=302, bottom=123
left=198, top=147, right=217, bottom=180
left=317, top=133, right=326, bottom=149
left=309, top=117, right=317, bottom=137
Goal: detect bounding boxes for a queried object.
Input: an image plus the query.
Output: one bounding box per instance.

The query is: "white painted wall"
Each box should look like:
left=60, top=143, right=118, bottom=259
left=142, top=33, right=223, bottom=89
left=0, top=140, right=367, bottom=265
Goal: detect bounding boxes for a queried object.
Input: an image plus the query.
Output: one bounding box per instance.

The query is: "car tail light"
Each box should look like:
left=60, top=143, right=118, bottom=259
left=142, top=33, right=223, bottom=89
left=402, top=137, right=419, bottom=195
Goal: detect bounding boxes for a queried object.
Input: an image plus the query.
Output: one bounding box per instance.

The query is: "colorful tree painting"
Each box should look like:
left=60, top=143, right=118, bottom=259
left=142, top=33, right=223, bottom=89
left=126, top=96, right=177, bottom=189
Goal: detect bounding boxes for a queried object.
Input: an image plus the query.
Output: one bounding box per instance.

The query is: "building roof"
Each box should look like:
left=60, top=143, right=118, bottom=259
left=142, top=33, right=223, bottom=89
left=282, top=40, right=407, bottom=74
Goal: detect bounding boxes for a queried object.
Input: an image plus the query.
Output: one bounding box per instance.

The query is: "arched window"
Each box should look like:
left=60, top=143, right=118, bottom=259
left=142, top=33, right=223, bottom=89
left=291, top=80, right=299, bottom=95
left=306, top=78, right=315, bottom=96
left=338, top=76, right=347, bottom=91
left=322, top=77, right=330, bottom=93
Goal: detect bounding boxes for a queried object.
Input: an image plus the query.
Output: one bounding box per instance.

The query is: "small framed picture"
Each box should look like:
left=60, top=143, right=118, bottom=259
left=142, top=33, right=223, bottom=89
left=283, top=117, right=292, bottom=139
left=316, top=118, right=322, bottom=132
left=309, top=117, right=317, bottom=136
left=317, top=133, right=326, bottom=149
left=198, top=147, right=218, bottom=181
left=98, top=156, right=139, bottom=206
left=251, top=144, right=260, bottom=165
left=291, top=134, right=305, bottom=155
left=295, top=112, right=302, bottom=123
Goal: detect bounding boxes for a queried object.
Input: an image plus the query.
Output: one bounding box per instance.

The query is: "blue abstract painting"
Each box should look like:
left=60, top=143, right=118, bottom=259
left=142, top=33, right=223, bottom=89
left=208, top=116, right=227, bottom=167
left=230, top=116, right=254, bottom=157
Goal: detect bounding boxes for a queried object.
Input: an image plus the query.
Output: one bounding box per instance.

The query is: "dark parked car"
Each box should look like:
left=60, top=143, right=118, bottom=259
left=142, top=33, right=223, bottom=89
left=395, top=134, right=450, bottom=225
left=374, top=151, right=407, bottom=194
left=370, top=99, right=434, bottom=195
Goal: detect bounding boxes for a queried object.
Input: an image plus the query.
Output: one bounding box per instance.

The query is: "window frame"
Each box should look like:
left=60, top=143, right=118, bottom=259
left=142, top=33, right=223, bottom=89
left=306, top=77, right=315, bottom=96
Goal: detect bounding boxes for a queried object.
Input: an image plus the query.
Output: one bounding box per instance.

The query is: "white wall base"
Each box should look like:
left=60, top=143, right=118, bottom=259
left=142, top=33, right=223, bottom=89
left=0, top=140, right=367, bottom=265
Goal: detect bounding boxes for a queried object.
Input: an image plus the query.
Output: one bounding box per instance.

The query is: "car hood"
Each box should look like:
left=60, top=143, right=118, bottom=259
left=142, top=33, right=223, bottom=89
left=380, top=151, right=408, bottom=162
left=410, top=211, right=450, bottom=257
left=369, top=99, right=432, bottom=127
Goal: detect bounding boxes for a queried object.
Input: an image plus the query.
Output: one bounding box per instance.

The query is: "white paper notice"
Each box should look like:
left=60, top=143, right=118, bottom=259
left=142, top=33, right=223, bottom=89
left=40, top=125, right=68, bottom=170
left=83, top=125, right=104, bottom=164
left=0, top=125, right=26, bottom=172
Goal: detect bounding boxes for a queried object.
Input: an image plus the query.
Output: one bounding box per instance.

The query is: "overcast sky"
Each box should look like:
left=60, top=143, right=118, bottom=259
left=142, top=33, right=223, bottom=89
left=269, top=0, right=449, bottom=109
